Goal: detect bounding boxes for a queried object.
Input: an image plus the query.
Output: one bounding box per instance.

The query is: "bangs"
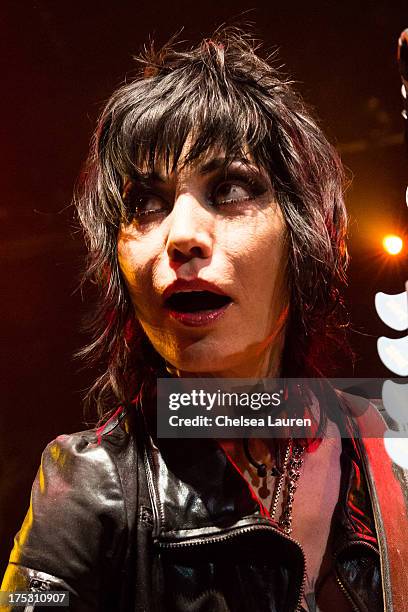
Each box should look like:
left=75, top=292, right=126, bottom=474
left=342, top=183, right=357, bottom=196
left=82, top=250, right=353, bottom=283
left=100, top=64, right=274, bottom=210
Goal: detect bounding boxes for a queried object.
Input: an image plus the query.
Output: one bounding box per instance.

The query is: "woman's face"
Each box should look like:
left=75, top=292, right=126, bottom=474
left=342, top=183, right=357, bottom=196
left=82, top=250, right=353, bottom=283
left=117, top=151, right=288, bottom=378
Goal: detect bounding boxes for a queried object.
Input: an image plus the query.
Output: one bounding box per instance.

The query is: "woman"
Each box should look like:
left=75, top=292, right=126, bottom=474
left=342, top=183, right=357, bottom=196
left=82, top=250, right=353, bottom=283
left=2, top=28, right=407, bottom=612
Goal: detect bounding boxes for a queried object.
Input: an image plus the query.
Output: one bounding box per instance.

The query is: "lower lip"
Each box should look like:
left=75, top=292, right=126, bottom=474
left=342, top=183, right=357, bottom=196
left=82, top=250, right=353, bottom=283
left=166, top=303, right=232, bottom=327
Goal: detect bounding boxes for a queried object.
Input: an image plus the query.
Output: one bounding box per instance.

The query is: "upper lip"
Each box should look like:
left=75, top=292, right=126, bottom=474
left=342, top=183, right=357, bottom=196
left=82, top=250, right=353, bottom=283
left=162, top=279, right=231, bottom=304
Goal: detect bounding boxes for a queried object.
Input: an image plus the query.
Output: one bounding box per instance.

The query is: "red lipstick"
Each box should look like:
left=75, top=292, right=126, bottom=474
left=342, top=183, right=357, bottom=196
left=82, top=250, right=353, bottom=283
left=162, top=279, right=233, bottom=327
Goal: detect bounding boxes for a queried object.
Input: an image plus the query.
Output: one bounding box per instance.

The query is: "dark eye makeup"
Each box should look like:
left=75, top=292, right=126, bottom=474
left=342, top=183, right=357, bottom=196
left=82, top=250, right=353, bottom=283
left=211, top=170, right=269, bottom=207
left=122, top=165, right=270, bottom=222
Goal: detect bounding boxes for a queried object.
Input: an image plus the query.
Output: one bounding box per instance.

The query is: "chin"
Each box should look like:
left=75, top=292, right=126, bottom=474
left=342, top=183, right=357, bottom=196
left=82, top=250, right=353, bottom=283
left=164, top=343, right=245, bottom=377
left=153, top=335, right=225, bottom=371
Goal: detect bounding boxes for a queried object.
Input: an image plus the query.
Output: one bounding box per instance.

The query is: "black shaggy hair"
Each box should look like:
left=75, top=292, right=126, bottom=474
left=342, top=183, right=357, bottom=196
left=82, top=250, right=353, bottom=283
left=75, top=27, right=349, bottom=424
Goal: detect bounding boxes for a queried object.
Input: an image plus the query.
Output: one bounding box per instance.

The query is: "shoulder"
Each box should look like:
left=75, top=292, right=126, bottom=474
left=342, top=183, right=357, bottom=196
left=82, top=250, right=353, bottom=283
left=43, top=404, right=133, bottom=465
left=1, top=407, right=142, bottom=606
left=37, top=406, right=132, bottom=487
left=6, top=406, right=138, bottom=583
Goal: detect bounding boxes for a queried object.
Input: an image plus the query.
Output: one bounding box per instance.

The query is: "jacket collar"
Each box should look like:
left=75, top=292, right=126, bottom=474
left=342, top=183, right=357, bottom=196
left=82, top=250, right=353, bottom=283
left=142, top=411, right=378, bottom=559
left=338, top=392, right=408, bottom=612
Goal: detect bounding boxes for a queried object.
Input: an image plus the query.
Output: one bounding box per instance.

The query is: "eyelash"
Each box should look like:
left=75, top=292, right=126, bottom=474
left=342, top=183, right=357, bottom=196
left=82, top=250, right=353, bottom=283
left=124, top=175, right=267, bottom=220
left=214, top=179, right=258, bottom=206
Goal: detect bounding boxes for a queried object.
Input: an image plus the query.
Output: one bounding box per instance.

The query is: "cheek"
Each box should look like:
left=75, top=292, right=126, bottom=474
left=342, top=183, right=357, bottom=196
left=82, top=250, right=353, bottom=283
left=223, top=214, right=287, bottom=298
left=117, top=239, right=137, bottom=284
left=117, top=234, right=153, bottom=303
left=255, top=213, right=287, bottom=274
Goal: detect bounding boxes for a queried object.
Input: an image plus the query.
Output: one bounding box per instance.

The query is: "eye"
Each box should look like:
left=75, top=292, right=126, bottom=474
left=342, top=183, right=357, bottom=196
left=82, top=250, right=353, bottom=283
left=136, top=194, right=168, bottom=216
left=213, top=182, right=252, bottom=207
left=123, top=185, right=169, bottom=220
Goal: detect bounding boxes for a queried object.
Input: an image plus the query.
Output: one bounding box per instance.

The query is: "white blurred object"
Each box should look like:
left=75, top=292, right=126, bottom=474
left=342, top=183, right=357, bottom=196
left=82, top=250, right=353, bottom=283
left=384, top=430, right=408, bottom=469
left=377, top=336, right=408, bottom=376
left=382, top=380, right=408, bottom=424
left=375, top=290, right=408, bottom=331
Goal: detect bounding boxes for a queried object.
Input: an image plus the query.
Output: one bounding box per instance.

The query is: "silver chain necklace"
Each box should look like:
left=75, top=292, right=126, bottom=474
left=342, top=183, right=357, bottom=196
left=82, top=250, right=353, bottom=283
left=270, top=439, right=306, bottom=534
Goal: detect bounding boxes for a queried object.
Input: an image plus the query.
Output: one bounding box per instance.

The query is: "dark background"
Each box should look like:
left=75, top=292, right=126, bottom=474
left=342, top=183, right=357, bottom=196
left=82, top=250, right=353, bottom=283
left=1, top=1, right=407, bottom=574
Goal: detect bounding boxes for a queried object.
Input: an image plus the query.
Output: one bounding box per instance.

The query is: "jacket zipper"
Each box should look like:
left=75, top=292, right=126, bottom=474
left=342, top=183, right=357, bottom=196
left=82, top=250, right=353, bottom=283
left=356, top=438, right=389, bottom=610
left=138, top=407, right=165, bottom=537
left=143, top=443, right=164, bottom=538
left=334, top=540, right=380, bottom=612
left=335, top=576, right=360, bottom=612
left=158, top=519, right=306, bottom=611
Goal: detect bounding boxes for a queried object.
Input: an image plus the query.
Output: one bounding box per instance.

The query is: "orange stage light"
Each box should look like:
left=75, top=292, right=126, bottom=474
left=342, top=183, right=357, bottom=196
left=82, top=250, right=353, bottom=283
left=382, top=234, right=404, bottom=255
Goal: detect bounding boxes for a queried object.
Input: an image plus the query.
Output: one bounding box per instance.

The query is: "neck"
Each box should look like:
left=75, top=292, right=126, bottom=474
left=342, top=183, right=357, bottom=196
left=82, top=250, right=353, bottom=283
left=167, top=334, right=285, bottom=379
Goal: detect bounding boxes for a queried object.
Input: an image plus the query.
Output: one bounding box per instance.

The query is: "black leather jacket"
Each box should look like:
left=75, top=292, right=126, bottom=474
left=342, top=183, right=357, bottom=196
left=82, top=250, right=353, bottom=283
left=0, top=396, right=396, bottom=611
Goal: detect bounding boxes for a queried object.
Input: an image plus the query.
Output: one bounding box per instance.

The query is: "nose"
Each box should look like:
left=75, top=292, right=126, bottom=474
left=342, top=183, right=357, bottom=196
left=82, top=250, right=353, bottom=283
left=166, top=193, right=214, bottom=263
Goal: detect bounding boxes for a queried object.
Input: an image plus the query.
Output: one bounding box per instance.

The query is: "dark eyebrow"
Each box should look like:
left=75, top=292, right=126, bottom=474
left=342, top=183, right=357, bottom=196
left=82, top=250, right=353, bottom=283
left=139, top=159, right=231, bottom=181
left=197, top=157, right=253, bottom=176
left=136, top=158, right=261, bottom=182
left=138, top=170, right=166, bottom=183
left=197, top=158, right=229, bottom=175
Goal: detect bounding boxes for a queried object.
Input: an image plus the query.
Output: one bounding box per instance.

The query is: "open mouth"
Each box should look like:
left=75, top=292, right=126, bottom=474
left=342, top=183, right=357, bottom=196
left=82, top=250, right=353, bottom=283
left=164, top=290, right=232, bottom=313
